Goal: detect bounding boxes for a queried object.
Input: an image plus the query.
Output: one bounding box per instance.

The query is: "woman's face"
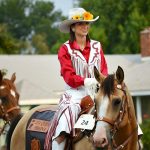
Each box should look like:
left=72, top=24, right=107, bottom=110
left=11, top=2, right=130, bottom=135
left=73, top=22, right=90, bottom=37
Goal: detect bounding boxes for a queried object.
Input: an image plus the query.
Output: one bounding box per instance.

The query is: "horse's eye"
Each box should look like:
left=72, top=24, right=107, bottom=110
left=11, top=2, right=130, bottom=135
left=113, top=98, right=121, bottom=106
left=95, top=84, right=100, bottom=93
left=0, top=97, right=7, bottom=104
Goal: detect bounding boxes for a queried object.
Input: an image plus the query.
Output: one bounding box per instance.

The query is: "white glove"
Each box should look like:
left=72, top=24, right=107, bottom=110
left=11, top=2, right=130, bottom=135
left=84, top=78, right=98, bottom=98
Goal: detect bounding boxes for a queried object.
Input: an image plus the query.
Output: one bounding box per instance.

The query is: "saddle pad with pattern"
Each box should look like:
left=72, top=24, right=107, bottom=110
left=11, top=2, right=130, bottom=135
left=26, top=108, right=55, bottom=150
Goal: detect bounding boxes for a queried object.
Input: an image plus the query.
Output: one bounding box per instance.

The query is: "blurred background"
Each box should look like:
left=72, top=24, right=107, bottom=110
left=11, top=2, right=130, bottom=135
left=0, top=0, right=150, bottom=149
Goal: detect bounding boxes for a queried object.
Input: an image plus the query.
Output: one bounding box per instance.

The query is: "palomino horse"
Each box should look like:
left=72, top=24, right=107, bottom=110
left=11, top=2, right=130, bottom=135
left=0, top=70, right=21, bottom=150
left=74, top=66, right=138, bottom=150
left=92, top=66, right=138, bottom=149
left=5, top=66, right=138, bottom=150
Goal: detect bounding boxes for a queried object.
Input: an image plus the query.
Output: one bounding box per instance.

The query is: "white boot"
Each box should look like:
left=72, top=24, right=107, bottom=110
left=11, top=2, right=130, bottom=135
left=52, top=139, right=66, bottom=150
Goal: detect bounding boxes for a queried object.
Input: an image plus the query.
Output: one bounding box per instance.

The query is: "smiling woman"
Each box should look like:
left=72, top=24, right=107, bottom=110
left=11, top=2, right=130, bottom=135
left=44, top=7, right=108, bottom=150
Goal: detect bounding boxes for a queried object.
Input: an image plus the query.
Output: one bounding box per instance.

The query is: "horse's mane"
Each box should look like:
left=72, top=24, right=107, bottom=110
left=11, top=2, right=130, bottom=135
left=6, top=113, right=23, bottom=150
left=3, top=79, right=14, bottom=88
left=101, top=74, right=115, bottom=97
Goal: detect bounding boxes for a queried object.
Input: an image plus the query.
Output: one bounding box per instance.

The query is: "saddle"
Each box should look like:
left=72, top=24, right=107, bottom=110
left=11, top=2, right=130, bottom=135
left=26, top=96, right=94, bottom=150
left=80, top=95, right=94, bottom=115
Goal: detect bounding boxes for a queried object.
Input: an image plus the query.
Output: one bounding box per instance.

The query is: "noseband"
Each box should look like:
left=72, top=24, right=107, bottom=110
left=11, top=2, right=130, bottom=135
left=95, top=84, right=138, bottom=150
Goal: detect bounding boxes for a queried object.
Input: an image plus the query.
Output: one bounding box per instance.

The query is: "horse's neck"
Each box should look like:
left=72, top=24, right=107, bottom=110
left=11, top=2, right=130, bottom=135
left=114, top=111, right=138, bottom=149
left=9, top=110, right=21, bottom=122
left=114, top=91, right=138, bottom=149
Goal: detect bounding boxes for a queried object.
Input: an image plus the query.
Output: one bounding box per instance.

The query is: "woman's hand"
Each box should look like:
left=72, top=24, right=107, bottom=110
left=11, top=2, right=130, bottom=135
left=84, top=78, right=99, bottom=98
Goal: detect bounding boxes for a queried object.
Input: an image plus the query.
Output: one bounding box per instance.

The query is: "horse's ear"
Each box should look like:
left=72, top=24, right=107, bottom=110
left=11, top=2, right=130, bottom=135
left=11, top=73, right=16, bottom=83
left=115, top=66, right=124, bottom=84
left=94, top=66, right=105, bottom=84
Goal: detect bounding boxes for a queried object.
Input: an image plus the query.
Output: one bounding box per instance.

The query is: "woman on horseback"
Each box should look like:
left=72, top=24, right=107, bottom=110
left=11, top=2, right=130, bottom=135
left=44, top=7, right=108, bottom=150
left=44, top=7, right=143, bottom=150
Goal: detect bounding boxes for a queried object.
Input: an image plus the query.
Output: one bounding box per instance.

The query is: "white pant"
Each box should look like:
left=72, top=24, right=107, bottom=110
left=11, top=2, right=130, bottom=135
left=53, top=103, right=81, bottom=139
left=52, top=139, right=66, bottom=150
left=138, top=124, right=143, bottom=137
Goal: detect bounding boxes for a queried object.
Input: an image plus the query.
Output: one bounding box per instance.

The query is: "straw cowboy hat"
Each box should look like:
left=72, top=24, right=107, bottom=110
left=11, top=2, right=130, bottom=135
left=59, top=8, right=99, bottom=33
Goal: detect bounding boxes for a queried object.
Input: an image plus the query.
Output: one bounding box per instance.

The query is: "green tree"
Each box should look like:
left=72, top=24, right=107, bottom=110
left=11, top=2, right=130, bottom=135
left=79, top=0, right=150, bottom=54
left=32, top=33, right=49, bottom=54
left=0, top=0, right=64, bottom=54
left=28, top=0, right=63, bottom=54
left=0, top=24, right=23, bottom=54
left=0, top=0, right=31, bottom=39
left=141, top=119, right=150, bottom=150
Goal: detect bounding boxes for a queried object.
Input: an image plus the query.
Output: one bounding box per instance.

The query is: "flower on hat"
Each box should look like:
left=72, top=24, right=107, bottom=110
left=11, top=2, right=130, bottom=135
left=83, top=12, right=93, bottom=20
left=72, top=14, right=81, bottom=20
left=71, top=11, right=93, bottom=21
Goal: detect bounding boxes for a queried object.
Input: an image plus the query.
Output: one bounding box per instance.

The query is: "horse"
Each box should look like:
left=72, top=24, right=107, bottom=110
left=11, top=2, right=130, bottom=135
left=92, top=66, right=138, bottom=149
left=2, top=66, right=139, bottom=150
left=0, top=70, right=22, bottom=149
left=73, top=66, right=138, bottom=150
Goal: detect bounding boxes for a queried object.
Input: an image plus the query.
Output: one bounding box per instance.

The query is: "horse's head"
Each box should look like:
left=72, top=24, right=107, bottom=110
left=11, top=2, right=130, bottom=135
left=93, top=66, right=134, bottom=148
left=0, top=70, right=20, bottom=122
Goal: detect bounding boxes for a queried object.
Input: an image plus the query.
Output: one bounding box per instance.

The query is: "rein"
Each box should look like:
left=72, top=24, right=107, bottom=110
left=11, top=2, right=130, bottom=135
left=7, top=106, right=20, bottom=113
left=112, top=126, right=138, bottom=150
left=0, top=98, right=20, bottom=136
left=96, top=116, right=115, bottom=126
left=95, top=84, right=137, bottom=149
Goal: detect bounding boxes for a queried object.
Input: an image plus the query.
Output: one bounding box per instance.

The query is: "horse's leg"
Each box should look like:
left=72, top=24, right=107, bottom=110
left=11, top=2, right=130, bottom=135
left=73, top=136, right=95, bottom=150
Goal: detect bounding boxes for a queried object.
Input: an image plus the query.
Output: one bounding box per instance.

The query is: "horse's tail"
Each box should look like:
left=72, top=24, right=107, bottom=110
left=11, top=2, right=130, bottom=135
left=6, top=113, right=23, bottom=150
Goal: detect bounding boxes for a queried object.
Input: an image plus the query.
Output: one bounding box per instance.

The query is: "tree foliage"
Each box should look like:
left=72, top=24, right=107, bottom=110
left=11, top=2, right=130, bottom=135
left=141, top=119, right=150, bottom=150
left=32, top=33, right=49, bottom=54
left=0, top=0, right=30, bottom=39
left=79, top=0, right=150, bottom=54
left=0, top=0, right=149, bottom=54
left=0, top=24, right=23, bottom=54
left=0, top=0, right=63, bottom=54
left=28, top=0, right=62, bottom=53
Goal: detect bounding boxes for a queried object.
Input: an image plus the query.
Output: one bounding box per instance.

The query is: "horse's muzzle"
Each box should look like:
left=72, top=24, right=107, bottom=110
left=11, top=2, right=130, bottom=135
left=93, top=126, right=109, bottom=148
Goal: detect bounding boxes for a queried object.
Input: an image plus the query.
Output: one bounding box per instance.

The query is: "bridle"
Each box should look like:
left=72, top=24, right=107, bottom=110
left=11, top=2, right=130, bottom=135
left=95, top=83, right=138, bottom=150
left=0, top=73, right=21, bottom=136
left=96, top=84, right=127, bottom=127
left=0, top=97, right=20, bottom=136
